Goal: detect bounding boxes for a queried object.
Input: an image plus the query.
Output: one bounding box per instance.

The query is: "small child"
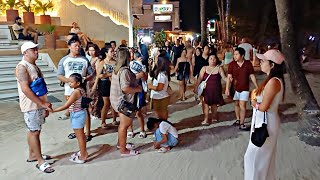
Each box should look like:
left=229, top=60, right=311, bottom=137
left=53, top=73, right=88, bottom=163
left=147, top=118, right=178, bottom=153
left=130, top=52, right=147, bottom=93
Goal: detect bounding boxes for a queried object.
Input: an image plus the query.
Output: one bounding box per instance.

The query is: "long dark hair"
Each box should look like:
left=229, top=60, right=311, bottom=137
left=154, top=57, right=170, bottom=81
left=146, top=117, right=174, bottom=130
left=86, top=43, right=100, bottom=57
left=256, top=61, right=285, bottom=100
left=69, top=73, right=86, bottom=90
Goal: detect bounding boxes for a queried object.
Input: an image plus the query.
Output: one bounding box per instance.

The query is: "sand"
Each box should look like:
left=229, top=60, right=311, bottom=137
left=0, top=73, right=320, bottom=180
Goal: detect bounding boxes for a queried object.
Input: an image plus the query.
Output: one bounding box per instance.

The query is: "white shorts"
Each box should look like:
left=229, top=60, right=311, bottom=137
left=24, top=109, right=46, bottom=131
left=233, top=91, right=249, bottom=101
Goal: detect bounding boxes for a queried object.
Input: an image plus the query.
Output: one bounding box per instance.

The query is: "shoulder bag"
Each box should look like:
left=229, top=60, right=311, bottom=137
left=251, top=109, right=269, bottom=147
left=196, top=67, right=214, bottom=98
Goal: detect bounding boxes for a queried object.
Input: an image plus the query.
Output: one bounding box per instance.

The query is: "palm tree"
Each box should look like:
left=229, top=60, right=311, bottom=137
left=274, top=0, right=320, bottom=145
left=225, top=0, right=231, bottom=42
left=200, top=0, right=207, bottom=44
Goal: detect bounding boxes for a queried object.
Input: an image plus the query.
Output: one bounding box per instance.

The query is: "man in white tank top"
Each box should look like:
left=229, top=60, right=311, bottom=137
left=15, top=42, right=55, bottom=173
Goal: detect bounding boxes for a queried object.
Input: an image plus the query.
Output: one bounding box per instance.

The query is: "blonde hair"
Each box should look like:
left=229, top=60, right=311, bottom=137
left=114, top=48, right=130, bottom=74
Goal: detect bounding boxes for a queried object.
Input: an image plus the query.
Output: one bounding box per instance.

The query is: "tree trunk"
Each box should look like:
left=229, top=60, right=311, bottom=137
left=221, top=0, right=226, bottom=42
left=200, top=0, right=207, bottom=44
left=225, top=0, right=231, bottom=42
left=254, top=0, right=273, bottom=44
left=274, top=0, right=320, bottom=146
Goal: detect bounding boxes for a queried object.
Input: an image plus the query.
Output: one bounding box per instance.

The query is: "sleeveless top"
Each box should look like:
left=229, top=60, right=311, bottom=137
left=102, top=63, right=115, bottom=80
left=69, top=88, right=86, bottom=112
left=16, top=60, right=47, bottom=112
left=177, top=61, right=190, bottom=76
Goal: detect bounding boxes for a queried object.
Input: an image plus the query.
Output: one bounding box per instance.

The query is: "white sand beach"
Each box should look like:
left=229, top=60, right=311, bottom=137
left=0, top=73, right=320, bottom=180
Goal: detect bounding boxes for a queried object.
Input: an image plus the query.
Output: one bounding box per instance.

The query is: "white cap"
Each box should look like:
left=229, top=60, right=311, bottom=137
left=21, top=41, right=38, bottom=54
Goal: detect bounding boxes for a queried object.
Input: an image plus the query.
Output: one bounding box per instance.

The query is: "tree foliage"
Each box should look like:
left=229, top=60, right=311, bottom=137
left=34, top=0, right=53, bottom=15
left=153, top=29, right=166, bottom=47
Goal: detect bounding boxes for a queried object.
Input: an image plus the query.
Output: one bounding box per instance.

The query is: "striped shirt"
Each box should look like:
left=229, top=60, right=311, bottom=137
left=69, top=88, right=86, bottom=112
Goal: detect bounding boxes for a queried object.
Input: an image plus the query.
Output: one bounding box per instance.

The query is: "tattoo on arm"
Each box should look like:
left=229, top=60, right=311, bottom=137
left=16, top=65, right=29, bottom=82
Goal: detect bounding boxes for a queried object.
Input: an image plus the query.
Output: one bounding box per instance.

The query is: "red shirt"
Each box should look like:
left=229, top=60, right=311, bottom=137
left=227, top=60, right=254, bottom=92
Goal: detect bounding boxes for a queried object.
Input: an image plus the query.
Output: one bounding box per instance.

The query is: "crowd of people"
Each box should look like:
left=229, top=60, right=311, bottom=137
left=16, top=32, right=286, bottom=180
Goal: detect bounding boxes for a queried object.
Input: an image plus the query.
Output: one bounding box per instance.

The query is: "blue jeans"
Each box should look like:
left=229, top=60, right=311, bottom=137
left=154, top=129, right=178, bottom=147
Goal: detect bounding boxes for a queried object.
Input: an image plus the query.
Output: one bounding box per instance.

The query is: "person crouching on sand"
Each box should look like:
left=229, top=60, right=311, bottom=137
left=147, top=117, right=178, bottom=153
left=53, top=73, right=89, bottom=163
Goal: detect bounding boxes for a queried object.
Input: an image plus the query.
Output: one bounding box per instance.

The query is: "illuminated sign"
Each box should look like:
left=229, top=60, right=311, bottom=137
left=207, top=19, right=216, bottom=32
left=155, top=15, right=172, bottom=21
left=153, top=4, right=173, bottom=14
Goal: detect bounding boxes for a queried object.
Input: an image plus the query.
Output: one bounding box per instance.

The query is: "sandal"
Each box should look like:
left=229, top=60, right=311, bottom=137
left=212, top=119, right=219, bottom=123
left=138, top=131, right=147, bottom=139
left=86, top=135, right=93, bottom=142
left=232, top=120, right=240, bottom=126
left=239, top=124, right=250, bottom=131
left=120, top=150, right=140, bottom=157
left=158, top=147, right=170, bottom=153
left=36, top=162, right=55, bottom=173
left=68, top=133, right=76, bottom=139
left=70, top=151, right=81, bottom=159
left=112, top=121, right=120, bottom=126
left=127, top=131, right=134, bottom=138
left=201, top=120, right=210, bottom=126
left=116, top=143, right=136, bottom=150
left=58, top=114, right=69, bottom=120
left=69, top=155, right=85, bottom=164
left=101, top=123, right=108, bottom=129
left=27, top=154, right=52, bottom=162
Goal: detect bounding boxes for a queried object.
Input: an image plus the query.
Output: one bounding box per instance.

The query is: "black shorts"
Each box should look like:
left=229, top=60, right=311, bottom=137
left=98, top=79, right=111, bottom=97
left=18, top=33, right=33, bottom=40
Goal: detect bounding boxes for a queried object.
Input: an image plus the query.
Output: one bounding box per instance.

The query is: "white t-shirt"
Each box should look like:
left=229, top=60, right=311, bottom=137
left=57, top=56, right=89, bottom=96
left=238, top=43, right=253, bottom=60
left=150, top=72, right=169, bottom=99
left=12, top=24, right=23, bottom=39
left=159, top=121, right=178, bottom=138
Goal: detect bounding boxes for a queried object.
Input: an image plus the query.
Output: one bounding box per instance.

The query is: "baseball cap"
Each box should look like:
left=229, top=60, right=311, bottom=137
left=21, top=41, right=39, bottom=54
left=256, top=49, right=285, bottom=65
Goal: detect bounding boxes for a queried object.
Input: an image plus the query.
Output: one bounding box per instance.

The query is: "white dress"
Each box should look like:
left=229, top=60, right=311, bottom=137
left=244, top=78, right=283, bottom=180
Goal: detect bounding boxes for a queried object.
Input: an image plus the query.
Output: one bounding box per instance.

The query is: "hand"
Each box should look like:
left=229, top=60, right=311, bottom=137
left=251, top=99, right=257, bottom=108
left=225, top=89, right=230, bottom=96
left=147, top=83, right=152, bottom=90
left=98, top=74, right=104, bottom=79
left=41, top=102, right=53, bottom=112
left=44, top=110, right=49, bottom=117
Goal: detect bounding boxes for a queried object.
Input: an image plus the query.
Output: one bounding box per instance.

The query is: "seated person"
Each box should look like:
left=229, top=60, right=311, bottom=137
left=70, top=22, right=91, bottom=46
left=147, top=118, right=178, bottom=153
left=12, top=16, right=38, bottom=43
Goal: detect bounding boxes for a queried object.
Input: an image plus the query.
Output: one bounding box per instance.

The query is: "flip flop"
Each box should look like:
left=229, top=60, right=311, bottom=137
left=86, top=135, right=93, bottom=142
left=201, top=121, right=210, bottom=126
left=68, top=133, right=76, bottom=139
left=58, top=114, right=69, bottom=120
left=120, top=150, right=140, bottom=157
left=27, top=154, right=52, bottom=162
left=36, top=162, right=55, bottom=173
left=127, top=131, right=134, bottom=138
left=116, top=143, right=136, bottom=150
left=69, top=155, right=85, bottom=164
left=138, top=131, right=147, bottom=139
left=158, top=147, right=170, bottom=153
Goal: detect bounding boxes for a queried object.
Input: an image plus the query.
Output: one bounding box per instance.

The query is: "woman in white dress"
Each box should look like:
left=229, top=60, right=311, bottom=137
left=244, top=49, right=286, bottom=180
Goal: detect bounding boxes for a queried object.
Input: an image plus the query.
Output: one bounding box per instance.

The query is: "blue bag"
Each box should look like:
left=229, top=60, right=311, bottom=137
left=29, top=77, right=48, bottom=96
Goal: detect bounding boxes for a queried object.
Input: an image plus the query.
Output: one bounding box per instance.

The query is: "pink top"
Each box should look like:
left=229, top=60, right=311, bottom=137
left=69, top=88, right=86, bottom=112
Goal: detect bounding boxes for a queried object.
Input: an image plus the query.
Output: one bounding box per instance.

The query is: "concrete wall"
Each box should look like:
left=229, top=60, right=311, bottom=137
left=57, top=0, right=129, bottom=44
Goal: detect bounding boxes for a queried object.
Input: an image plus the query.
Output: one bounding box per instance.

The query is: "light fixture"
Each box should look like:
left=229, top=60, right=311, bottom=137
left=162, top=0, right=167, bottom=4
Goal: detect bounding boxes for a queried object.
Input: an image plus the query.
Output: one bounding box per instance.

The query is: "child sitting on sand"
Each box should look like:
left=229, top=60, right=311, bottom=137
left=53, top=73, right=89, bottom=163
left=147, top=117, right=178, bottom=153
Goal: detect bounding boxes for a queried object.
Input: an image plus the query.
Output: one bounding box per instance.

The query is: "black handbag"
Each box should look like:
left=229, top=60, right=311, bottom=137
left=117, top=68, right=138, bottom=118
left=251, top=110, right=269, bottom=147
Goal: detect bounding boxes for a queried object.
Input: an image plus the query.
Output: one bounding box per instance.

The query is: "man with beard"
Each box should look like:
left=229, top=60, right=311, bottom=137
left=12, top=16, right=38, bottom=43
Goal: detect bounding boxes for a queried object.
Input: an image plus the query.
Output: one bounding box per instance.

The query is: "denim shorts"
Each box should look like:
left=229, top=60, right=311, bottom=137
left=24, top=109, right=46, bottom=131
left=70, top=110, right=87, bottom=129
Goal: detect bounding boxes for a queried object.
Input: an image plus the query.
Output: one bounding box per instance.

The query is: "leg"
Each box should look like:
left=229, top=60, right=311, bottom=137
left=239, top=100, right=247, bottom=125
left=183, top=79, right=187, bottom=99
left=27, top=131, right=45, bottom=165
left=118, top=113, right=133, bottom=154
left=155, top=109, right=168, bottom=120
left=211, top=105, right=218, bottom=122
left=202, top=103, right=209, bottom=124
left=235, top=100, right=240, bottom=121
left=73, top=128, right=87, bottom=160
left=136, top=110, right=145, bottom=132
left=101, top=97, right=110, bottom=127
left=178, top=80, right=184, bottom=100
left=30, top=32, right=38, bottom=44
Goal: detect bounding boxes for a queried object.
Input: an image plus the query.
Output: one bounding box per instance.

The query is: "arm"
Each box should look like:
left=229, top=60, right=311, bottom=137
left=250, top=74, right=258, bottom=89
left=53, top=89, right=81, bottom=112
left=16, top=65, right=52, bottom=110
left=225, top=74, right=233, bottom=96
left=121, top=70, right=142, bottom=94
left=193, top=67, right=205, bottom=93
left=148, top=82, right=165, bottom=91
left=173, top=58, right=180, bottom=72
left=122, top=86, right=142, bottom=94
left=57, top=59, right=69, bottom=83
left=251, top=78, right=281, bottom=112
left=136, top=71, right=147, bottom=81
left=219, top=66, right=228, bottom=82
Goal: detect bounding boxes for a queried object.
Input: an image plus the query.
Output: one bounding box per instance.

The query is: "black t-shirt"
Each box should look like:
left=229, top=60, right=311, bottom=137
left=172, top=45, right=183, bottom=61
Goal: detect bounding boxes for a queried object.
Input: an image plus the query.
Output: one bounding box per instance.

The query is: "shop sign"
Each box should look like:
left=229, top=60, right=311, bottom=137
left=153, top=4, right=173, bottom=14
left=155, top=15, right=172, bottom=21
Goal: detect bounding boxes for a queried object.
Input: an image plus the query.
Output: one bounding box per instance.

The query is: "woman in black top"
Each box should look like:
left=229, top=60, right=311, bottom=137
left=174, top=49, right=192, bottom=101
